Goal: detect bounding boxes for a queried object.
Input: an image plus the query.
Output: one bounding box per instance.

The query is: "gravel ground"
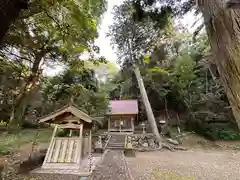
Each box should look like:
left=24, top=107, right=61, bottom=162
left=89, top=150, right=131, bottom=180
left=126, top=150, right=240, bottom=180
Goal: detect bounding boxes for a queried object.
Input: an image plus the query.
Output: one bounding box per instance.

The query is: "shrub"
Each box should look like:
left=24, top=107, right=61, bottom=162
left=0, top=121, right=8, bottom=127
left=0, top=148, right=11, bottom=155
left=187, top=119, right=240, bottom=140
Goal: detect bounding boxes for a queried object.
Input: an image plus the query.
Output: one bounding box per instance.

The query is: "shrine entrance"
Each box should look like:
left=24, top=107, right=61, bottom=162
left=108, top=115, right=134, bottom=133
left=106, top=100, right=138, bottom=133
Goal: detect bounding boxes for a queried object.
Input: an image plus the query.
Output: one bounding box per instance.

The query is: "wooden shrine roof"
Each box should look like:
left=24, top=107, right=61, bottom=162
left=106, top=100, right=138, bottom=115
left=38, top=104, right=93, bottom=124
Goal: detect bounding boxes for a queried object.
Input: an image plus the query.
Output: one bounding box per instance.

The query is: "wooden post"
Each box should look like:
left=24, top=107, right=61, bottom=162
left=89, top=129, right=92, bottom=172
left=69, top=130, right=73, bottom=137
left=120, top=116, right=122, bottom=132
left=108, top=116, right=110, bottom=132
left=131, top=117, right=134, bottom=133
left=78, top=123, right=83, bottom=166
left=42, top=124, right=58, bottom=167
left=89, top=130, right=92, bottom=152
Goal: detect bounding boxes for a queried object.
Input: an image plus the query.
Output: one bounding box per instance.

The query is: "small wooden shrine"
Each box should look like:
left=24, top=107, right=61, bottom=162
left=106, top=100, right=138, bottom=133
left=38, top=104, right=93, bottom=171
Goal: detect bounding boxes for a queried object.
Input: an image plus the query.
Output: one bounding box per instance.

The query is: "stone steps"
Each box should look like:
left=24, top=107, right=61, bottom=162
left=106, top=135, right=126, bottom=150
left=89, top=150, right=132, bottom=180
left=107, top=146, right=125, bottom=150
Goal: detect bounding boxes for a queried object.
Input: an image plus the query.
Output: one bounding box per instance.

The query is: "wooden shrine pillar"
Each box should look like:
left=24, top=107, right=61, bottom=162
left=78, top=123, right=83, bottom=165
left=89, top=129, right=92, bottom=154
left=131, top=117, right=134, bottom=132
left=108, top=116, right=110, bottom=132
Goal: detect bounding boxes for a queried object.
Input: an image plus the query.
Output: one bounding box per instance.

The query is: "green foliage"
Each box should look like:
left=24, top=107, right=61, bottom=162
left=41, top=64, right=109, bottom=117
left=189, top=121, right=240, bottom=140
left=147, top=66, right=169, bottom=75
left=143, top=56, right=150, bottom=65
left=0, top=121, right=8, bottom=127
left=131, top=0, right=195, bottom=27
left=108, top=0, right=170, bottom=66
left=172, top=55, right=197, bottom=85
left=109, top=6, right=233, bottom=140
left=0, top=129, right=52, bottom=155
left=0, top=0, right=107, bottom=126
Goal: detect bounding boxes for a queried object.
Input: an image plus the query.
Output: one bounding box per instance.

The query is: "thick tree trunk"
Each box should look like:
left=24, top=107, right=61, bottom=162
left=9, top=95, right=28, bottom=128
left=0, top=0, right=28, bottom=44
left=198, top=0, right=240, bottom=129
left=133, top=66, right=163, bottom=142
left=9, top=53, right=43, bottom=127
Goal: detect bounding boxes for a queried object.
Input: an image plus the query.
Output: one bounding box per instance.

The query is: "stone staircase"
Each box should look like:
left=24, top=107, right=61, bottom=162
left=106, top=134, right=126, bottom=150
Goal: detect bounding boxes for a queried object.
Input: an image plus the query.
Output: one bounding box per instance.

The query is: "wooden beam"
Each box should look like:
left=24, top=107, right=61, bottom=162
left=66, top=139, right=74, bottom=163
left=69, top=130, right=73, bottom=137
left=131, top=117, right=134, bottom=132
left=42, top=125, right=58, bottom=168
left=52, top=139, right=61, bottom=162
left=89, top=129, right=92, bottom=173
left=59, top=139, right=68, bottom=162
left=89, top=130, right=92, bottom=153
left=58, top=123, right=82, bottom=129
left=106, top=113, right=138, bottom=115
left=108, top=117, right=110, bottom=132
left=46, top=139, right=56, bottom=163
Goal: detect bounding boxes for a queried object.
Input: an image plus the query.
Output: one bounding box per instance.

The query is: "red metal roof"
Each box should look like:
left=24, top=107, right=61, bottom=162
left=108, top=100, right=138, bottom=114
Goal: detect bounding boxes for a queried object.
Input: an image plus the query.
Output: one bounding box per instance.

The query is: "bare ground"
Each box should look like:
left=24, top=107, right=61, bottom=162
left=126, top=150, right=240, bottom=180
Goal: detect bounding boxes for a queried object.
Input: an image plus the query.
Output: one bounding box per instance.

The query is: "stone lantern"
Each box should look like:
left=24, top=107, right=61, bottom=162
left=94, top=135, right=103, bottom=153
left=140, top=122, right=146, bottom=134
left=159, top=120, right=167, bottom=134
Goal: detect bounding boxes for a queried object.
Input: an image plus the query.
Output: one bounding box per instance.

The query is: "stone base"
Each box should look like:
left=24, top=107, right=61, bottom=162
left=124, top=149, right=135, bottom=157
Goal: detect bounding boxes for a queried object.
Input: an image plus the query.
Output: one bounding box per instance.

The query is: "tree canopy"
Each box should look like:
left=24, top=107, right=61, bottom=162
left=1, top=0, right=240, bottom=141
left=0, top=0, right=108, bottom=127
left=107, top=0, right=240, bottom=140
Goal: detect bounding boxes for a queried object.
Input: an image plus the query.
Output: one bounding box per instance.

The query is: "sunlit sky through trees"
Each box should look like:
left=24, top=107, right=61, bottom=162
left=44, top=0, right=200, bottom=76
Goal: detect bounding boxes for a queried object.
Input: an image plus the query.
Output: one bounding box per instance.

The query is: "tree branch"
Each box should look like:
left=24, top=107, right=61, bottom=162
left=44, top=9, right=61, bottom=29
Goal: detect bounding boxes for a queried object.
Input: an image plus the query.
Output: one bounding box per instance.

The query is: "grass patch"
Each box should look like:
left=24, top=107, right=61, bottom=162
left=0, top=128, right=52, bottom=156
left=152, top=168, right=196, bottom=180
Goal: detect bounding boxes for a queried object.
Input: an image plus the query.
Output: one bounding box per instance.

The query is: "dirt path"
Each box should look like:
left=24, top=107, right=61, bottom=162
left=126, top=150, right=240, bottom=180
left=89, top=150, right=132, bottom=180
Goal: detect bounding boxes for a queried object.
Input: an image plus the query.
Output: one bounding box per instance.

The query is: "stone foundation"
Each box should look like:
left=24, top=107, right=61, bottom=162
left=128, top=134, right=160, bottom=151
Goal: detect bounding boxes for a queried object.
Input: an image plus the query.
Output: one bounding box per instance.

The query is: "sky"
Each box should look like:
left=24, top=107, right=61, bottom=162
left=95, top=0, right=199, bottom=64
left=94, top=0, right=125, bottom=63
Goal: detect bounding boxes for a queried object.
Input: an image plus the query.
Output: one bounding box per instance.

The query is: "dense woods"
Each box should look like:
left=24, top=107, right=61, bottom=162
left=1, top=0, right=240, bottom=141
left=108, top=0, right=240, bottom=140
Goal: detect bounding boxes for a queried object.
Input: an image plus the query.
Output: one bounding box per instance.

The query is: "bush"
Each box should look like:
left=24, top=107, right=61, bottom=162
left=0, top=121, right=8, bottom=127
left=0, top=148, right=11, bottom=155
left=0, top=129, right=52, bottom=156
left=187, top=119, right=240, bottom=140
left=203, top=125, right=240, bottom=140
